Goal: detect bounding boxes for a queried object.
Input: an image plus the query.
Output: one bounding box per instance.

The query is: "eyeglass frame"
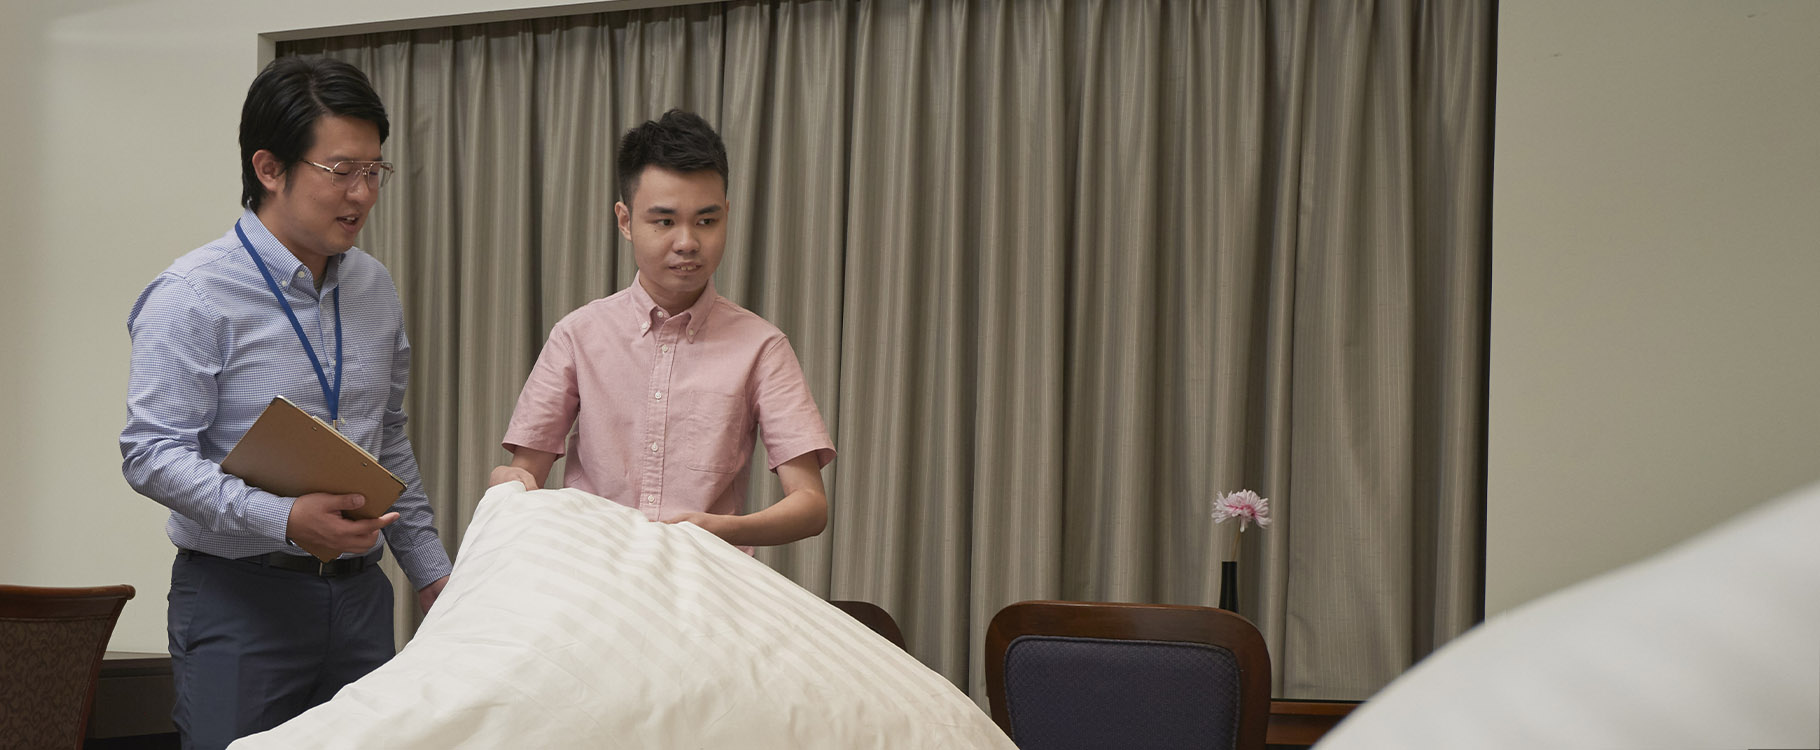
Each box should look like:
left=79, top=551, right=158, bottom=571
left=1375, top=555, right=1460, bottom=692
left=298, top=159, right=396, bottom=191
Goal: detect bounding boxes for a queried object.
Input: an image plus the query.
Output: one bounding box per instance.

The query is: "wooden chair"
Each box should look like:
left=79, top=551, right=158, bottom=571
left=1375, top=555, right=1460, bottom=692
left=985, top=600, right=1270, bottom=750
left=0, top=584, right=136, bottom=749
left=828, top=599, right=908, bottom=650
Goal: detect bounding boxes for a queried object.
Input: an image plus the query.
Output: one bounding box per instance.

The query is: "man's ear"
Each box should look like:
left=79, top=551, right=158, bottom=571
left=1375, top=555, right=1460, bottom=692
left=615, top=201, right=632, bottom=241
left=251, top=150, right=288, bottom=195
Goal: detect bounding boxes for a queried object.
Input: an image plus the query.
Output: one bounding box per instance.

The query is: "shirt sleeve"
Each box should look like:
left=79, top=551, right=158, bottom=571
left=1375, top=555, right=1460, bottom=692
left=120, top=274, right=295, bottom=541
left=501, top=322, right=582, bottom=456
left=751, top=336, right=836, bottom=471
left=377, top=324, right=454, bottom=588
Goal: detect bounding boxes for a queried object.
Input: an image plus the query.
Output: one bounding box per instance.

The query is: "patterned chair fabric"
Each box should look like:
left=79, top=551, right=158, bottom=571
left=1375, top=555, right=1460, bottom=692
left=0, top=585, right=135, bottom=750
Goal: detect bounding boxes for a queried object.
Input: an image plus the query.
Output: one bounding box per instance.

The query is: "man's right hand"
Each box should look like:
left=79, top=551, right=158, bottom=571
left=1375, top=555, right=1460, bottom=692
left=285, top=492, right=399, bottom=557
left=489, top=465, right=539, bottom=489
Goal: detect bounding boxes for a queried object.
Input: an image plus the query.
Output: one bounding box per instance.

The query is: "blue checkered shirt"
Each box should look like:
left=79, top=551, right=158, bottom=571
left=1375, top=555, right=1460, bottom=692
left=121, top=211, right=452, bottom=588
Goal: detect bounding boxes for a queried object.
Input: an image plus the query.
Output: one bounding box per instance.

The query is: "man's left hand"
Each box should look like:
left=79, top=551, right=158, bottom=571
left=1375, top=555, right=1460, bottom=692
left=417, top=575, right=450, bottom=613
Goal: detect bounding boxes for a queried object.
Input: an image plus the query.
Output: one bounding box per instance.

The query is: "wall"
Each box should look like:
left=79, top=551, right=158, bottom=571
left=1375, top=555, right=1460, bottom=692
left=1487, top=0, right=1820, bottom=614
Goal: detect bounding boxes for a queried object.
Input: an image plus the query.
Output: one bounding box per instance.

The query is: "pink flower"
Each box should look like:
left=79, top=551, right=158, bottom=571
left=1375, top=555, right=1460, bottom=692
left=1212, top=490, right=1272, bottom=532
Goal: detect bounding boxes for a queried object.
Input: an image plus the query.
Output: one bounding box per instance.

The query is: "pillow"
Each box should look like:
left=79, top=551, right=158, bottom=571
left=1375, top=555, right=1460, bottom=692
left=233, top=483, right=1016, bottom=749
left=1315, top=480, right=1820, bottom=750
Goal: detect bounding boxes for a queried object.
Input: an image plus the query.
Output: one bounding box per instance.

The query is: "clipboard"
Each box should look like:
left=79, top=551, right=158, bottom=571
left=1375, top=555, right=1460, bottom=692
left=221, top=396, right=404, bottom=562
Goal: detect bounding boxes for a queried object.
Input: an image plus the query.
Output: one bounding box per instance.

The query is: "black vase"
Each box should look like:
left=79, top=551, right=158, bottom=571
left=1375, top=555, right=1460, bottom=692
left=1218, top=560, right=1239, bottom=611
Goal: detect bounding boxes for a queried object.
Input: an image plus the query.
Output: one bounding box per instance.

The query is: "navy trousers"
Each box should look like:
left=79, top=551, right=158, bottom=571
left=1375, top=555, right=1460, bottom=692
left=167, top=550, right=394, bottom=750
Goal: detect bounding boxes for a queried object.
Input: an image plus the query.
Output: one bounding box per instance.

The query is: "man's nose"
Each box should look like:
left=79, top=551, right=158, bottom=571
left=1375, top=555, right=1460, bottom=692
left=347, top=176, right=378, bottom=205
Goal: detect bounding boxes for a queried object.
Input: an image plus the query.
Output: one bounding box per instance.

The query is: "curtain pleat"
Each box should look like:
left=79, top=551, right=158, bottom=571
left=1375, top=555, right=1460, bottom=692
left=281, top=0, right=1492, bottom=700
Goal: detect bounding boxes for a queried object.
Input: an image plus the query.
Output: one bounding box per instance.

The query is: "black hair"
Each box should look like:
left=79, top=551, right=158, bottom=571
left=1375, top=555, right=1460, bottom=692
left=239, top=56, right=390, bottom=211
left=616, top=109, right=729, bottom=206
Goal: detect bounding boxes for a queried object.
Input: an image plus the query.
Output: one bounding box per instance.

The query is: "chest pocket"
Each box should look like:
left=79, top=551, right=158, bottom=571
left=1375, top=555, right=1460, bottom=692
left=678, top=391, right=749, bottom=474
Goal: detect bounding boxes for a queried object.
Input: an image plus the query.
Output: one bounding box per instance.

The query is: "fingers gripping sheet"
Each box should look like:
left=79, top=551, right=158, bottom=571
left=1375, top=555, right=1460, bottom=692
left=234, top=483, right=1015, bottom=749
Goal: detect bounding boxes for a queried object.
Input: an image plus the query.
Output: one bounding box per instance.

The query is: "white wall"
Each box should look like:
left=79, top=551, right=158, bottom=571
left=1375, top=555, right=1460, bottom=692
left=5, top=0, right=1816, bottom=652
left=1488, top=0, right=1820, bottom=614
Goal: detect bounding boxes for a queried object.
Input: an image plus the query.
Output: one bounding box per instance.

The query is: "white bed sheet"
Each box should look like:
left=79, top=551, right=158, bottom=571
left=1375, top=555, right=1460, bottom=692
left=234, top=483, right=1015, bottom=749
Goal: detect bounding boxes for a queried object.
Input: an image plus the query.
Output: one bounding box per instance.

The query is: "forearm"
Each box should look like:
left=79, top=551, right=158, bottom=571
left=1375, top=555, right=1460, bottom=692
left=376, top=416, right=453, bottom=587
left=710, top=486, right=828, bottom=547
left=509, top=448, right=559, bottom=488
left=121, top=424, right=292, bottom=541
left=491, top=446, right=558, bottom=489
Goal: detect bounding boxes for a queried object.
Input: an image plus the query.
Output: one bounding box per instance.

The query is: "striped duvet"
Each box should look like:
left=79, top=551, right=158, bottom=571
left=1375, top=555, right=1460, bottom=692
left=234, top=482, right=1014, bottom=748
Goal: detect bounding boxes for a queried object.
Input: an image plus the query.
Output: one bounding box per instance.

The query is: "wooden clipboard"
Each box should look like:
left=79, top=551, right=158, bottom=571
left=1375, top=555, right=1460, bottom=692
left=220, top=396, right=404, bottom=562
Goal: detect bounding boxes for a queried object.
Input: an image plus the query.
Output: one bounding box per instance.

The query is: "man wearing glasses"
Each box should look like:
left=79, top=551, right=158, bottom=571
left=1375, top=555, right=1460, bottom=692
left=121, top=56, right=450, bottom=748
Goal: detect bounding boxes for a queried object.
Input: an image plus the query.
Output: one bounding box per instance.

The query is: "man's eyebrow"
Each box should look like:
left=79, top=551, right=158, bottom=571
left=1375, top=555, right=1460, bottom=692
left=641, top=204, right=723, bottom=216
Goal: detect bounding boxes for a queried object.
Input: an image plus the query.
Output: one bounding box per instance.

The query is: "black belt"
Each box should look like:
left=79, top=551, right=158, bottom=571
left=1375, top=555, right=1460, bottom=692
left=181, top=548, right=383, bottom=578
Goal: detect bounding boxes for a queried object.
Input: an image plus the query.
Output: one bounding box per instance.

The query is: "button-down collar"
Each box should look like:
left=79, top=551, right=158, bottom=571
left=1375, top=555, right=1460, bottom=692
left=238, top=210, right=340, bottom=298
left=627, top=272, right=717, bottom=342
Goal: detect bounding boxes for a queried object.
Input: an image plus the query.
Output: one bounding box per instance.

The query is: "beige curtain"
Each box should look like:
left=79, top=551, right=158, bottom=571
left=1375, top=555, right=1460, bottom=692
left=282, top=0, right=1492, bottom=700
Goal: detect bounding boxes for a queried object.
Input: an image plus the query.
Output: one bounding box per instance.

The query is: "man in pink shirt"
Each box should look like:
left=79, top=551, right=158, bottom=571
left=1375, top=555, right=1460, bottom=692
left=490, top=110, right=834, bottom=548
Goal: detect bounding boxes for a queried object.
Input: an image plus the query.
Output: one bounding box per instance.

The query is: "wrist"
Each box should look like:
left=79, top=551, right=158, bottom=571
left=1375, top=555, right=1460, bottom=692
left=712, top=512, right=760, bottom=545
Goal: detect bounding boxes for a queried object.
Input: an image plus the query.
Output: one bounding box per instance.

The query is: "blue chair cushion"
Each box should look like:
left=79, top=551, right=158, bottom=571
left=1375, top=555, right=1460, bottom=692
left=1003, top=635, right=1242, bottom=750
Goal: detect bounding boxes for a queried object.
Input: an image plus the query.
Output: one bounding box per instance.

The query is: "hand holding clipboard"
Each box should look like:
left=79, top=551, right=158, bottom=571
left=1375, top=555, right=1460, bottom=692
left=221, top=397, right=405, bottom=562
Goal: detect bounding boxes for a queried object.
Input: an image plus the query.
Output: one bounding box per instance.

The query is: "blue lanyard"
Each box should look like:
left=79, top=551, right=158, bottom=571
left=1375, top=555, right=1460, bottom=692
left=236, top=221, right=343, bottom=427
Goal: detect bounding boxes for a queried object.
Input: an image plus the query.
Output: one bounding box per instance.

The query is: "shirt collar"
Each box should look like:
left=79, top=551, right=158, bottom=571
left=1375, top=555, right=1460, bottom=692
left=236, top=209, right=340, bottom=294
left=628, top=272, right=718, bottom=342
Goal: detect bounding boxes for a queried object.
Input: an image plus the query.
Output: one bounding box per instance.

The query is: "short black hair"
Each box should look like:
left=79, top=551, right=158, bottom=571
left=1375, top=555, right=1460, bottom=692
left=616, top=109, right=729, bottom=206
left=239, top=56, right=390, bottom=211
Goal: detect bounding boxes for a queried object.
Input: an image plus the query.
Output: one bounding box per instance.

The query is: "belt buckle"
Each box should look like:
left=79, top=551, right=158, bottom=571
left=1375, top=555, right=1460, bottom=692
left=318, top=559, right=330, bottom=576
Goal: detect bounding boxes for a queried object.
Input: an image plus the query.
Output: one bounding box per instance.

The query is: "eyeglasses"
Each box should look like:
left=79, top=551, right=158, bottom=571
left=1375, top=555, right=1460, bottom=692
left=299, top=160, right=396, bottom=192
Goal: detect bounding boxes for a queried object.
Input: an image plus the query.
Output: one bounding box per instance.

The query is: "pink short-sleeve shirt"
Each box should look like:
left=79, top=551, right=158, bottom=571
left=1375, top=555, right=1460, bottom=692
left=502, top=277, right=835, bottom=521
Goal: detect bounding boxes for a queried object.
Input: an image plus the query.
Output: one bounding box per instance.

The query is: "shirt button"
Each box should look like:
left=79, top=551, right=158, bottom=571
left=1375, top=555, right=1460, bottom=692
left=653, top=391, right=663, bottom=400
left=657, top=310, right=668, bottom=318
left=649, top=442, right=660, bottom=453
left=296, top=269, right=306, bottom=278
left=660, top=344, right=671, bottom=354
